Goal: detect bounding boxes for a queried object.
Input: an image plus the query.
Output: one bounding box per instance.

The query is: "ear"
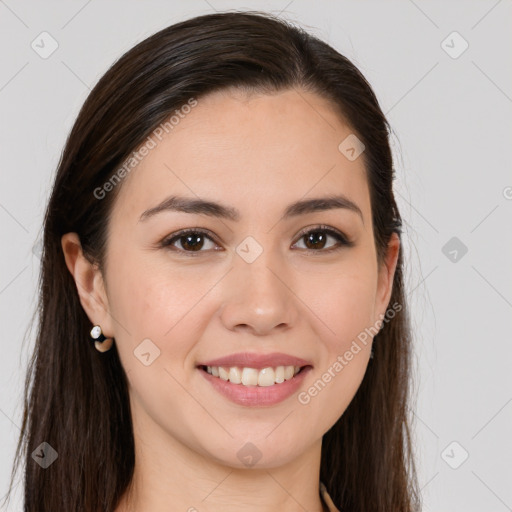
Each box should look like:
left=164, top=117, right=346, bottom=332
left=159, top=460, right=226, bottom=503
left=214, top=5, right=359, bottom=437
left=374, top=231, right=400, bottom=323
left=61, top=232, right=115, bottom=338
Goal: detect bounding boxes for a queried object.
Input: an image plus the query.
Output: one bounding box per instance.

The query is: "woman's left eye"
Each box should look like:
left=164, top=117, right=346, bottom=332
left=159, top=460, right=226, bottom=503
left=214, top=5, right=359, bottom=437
left=161, top=225, right=353, bottom=256
left=292, top=226, right=353, bottom=253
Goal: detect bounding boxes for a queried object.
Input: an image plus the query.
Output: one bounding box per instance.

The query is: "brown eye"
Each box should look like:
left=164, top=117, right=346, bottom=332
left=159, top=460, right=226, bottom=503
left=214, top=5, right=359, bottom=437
left=177, top=233, right=205, bottom=251
left=293, top=226, right=353, bottom=253
left=303, top=231, right=329, bottom=250
left=162, top=229, right=218, bottom=254
left=161, top=225, right=353, bottom=257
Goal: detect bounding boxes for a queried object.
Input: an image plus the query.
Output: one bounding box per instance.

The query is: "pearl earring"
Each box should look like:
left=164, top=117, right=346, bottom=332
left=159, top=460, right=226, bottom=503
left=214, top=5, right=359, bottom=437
left=90, top=325, right=114, bottom=353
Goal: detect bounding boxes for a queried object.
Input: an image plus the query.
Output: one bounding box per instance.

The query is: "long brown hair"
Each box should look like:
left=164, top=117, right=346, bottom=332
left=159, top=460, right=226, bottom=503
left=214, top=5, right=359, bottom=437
left=5, top=11, right=420, bottom=511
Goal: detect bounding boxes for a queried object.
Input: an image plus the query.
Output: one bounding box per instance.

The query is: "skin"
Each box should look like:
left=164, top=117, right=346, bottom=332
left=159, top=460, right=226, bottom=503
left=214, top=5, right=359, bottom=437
left=62, top=87, right=399, bottom=512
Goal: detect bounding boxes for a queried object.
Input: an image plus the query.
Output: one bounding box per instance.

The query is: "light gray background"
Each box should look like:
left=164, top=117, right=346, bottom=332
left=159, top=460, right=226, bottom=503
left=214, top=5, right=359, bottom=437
left=1, top=1, right=511, bottom=510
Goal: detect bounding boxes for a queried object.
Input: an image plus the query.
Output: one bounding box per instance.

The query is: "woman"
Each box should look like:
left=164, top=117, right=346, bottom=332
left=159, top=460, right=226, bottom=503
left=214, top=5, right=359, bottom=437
left=7, top=11, right=420, bottom=512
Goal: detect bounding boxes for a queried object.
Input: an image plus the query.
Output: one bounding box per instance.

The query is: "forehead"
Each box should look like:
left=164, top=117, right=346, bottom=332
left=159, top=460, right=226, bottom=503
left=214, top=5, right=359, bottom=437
left=111, top=88, right=370, bottom=225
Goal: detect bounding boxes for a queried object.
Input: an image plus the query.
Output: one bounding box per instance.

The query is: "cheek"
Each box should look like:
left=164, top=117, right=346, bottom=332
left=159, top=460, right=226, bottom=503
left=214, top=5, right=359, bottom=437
left=292, top=259, right=378, bottom=427
left=108, top=242, right=378, bottom=369
left=106, top=256, right=210, bottom=420
left=296, top=256, right=378, bottom=347
left=108, top=255, right=210, bottom=347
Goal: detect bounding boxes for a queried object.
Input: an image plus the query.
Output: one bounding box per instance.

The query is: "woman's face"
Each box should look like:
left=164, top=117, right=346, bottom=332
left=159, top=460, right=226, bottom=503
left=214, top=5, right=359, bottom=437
left=83, top=88, right=398, bottom=468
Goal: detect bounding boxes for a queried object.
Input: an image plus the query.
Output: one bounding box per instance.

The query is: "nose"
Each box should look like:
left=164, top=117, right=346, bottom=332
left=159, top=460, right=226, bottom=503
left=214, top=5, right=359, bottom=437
left=219, top=249, right=299, bottom=337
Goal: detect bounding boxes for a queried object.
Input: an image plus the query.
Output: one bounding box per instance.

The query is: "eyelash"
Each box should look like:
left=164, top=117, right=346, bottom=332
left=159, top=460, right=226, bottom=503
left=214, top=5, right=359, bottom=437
left=160, top=225, right=354, bottom=257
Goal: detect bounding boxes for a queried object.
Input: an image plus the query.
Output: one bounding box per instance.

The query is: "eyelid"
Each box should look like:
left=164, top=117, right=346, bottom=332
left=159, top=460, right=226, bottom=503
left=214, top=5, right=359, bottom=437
left=294, top=224, right=352, bottom=244
left=160, top=227, right=222, bottom=254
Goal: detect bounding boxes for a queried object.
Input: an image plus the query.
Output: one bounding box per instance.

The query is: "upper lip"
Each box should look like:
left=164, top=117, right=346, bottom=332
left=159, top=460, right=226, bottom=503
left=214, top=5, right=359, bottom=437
left=197, top=352, right=312, bottom=370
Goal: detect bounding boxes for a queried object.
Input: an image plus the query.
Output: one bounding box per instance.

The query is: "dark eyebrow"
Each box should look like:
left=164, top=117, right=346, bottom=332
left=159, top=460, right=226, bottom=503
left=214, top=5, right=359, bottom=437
left=139, top=194, right=364, bottom=224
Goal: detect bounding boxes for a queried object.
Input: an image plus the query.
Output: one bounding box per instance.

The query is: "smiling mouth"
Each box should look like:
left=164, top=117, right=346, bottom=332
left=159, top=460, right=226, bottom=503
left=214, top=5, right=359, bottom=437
left=198, top=364, right=311, bottom=387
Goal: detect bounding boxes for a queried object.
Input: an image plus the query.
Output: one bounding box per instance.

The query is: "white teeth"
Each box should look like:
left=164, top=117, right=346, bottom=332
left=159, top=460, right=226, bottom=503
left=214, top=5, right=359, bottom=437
left=257, top=367, right=275, bottom=387
left=229, top=367, right=242, bottom=384
left=241, top=367, right=259, bottom=386
left=218, top=367, right=229, bottom=381
left=204, top=365, right=303, bottom=386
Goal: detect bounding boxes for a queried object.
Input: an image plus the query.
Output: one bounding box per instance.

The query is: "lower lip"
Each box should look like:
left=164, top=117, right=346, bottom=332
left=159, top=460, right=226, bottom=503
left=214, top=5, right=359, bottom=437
left=198, top=366, right=312, bottom=407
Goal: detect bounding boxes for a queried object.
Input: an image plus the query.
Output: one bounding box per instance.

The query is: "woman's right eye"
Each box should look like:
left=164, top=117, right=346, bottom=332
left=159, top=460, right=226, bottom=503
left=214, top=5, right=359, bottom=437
left=161, top=229, right=220, bottom=255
